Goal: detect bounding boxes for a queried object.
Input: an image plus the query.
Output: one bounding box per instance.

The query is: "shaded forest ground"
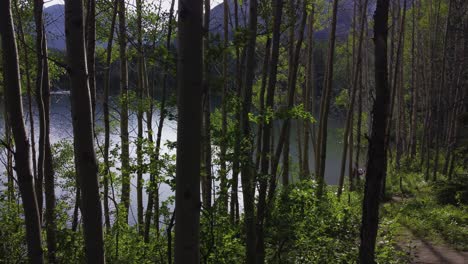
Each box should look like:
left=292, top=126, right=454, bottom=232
left=382, top=169, right=468, bottom=264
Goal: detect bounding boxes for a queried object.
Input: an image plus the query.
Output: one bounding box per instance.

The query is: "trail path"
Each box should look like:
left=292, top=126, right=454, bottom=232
left=392, top=197, right=468, bottom=264
left=399, top=229, right=468, bottom=264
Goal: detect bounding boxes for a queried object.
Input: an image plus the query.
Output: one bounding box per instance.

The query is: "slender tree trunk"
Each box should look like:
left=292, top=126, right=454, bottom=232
left=219, top=0, right=230, bottom=215
left=337, top=0, right=369, bottom=198
left=86, top=0, right=96, bottom=120
left=174, top=0, right=203, bottom=262
left=409, top=0, right=418, bottom=157
left=202, top=0, right=212, bottom=210
left=240, top=0, right=259, bottom=261
left=144, top=0, right=175, bottom=242
left=33, top=0, right=57, bottom=260
left=0, top=1, right=44, bottom=262
left=15, top=1, right=38, bottom=188
left=33, top=0, right=46, bottom=222
left=358, top=0, right=390, bottom=262
left=3, top=102, right=15, bottom=203
left=65, top=0, right=105, bottom=262
left=303, top=5, right=315, bottom=179
left=136, top=0, right=145, bottom=235
left=103, top=0, right=118, bottom=232
left=118, top=0, right=131, bottom=221
left=316, top=0, right=340, bottom=197
left=282, top=0, right=298, bottom=186
left=230, top=0, right=242, bottom=225
left=42, top=36, right=57, bottom=264
left=259, top=5, right=308, bottom=263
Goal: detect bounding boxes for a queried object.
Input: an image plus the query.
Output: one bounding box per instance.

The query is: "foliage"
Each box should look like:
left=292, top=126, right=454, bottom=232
left=383, top=160, right=468, bottom=251
left=264, top=180, right=406, bottom=263
left=431, top=174, right=468, bottom=206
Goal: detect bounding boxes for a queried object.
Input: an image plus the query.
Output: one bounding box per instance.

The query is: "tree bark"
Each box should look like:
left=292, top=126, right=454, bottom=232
left=219, top=0, right=230, bottom=215
left=201, top=0, right=212, bottom=211
left=103, top=0, right=118, bottom=232
left=174, top=0, right=203, bottom=262
left=65, top=0, right=105, bottom=262
left=85, top=0, right=96, bottom=120
left=136, top=0, right=145, bottom=235
left=358, top=0, right=390, bottom=262
left=337, top=0, right=369, bottom=198
left=118, top=0, right=131, bottom=221
left=316, top=0, right=339, bottom=197
left=144, top=0, right=175, bottom=242
left=303, top=5, right=315, bottom=179
left=240, top=0, right=259, bottom=261
left=0, top=1, right=44, bottom=262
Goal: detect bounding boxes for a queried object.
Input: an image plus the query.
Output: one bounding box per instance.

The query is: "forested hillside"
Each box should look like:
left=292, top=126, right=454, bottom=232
left=0, top=0, right=467, bottom=263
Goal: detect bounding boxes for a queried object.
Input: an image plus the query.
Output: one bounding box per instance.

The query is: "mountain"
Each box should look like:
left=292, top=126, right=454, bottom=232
left=44, top=0, right=358, bottom=51
left=44, top=4, right=66, bottom=50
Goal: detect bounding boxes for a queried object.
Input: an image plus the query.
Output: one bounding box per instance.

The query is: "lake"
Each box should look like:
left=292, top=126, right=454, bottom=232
left=0, top=93, right=349, bottom=223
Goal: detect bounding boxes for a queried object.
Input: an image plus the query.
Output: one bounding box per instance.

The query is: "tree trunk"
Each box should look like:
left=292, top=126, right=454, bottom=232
left=85, top=0, right=96, bottom=120
left=230, top=0, right=242, bottom=225
left=303, top=5, right=315, bottom=179
left=103, top=0, right=118, bottom=232
left=219, top=0, right=230, bottom=215
left=240, top=0, right=259, bottom=261
left=136, top=0, right=145, bottom=235
left=337, top=0, right=369, bottom=198
left=0, top=0, right=44, bottom=262
left=174, top=0, right=203, bottom=262
left=33, top=0, right=46, bottom=223
left=201, top=0, right=212, bottom=211
left=118, top=0, right=131, bottom=221
left=65, top=0, right=105, bottom=262
left=144, top=0, right=175, bottom=242
left=358, top=0, right=390, bottom=262
left=408, top=0, right=418, bottom=157
left=33, top=0, right=57, bottom=260
left=15, top=1, right=38, bottom=190
left=316, top=0, right=339, bottom=197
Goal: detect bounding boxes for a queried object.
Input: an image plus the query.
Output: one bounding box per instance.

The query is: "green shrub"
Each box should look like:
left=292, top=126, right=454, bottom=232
left=432, top=174, right=468, bottom=206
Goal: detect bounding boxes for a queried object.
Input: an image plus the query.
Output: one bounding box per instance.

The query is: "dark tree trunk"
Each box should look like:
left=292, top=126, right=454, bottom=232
left=202, top=0, right=212, bottom=210
left=144, top=0, right=175, bottom=242
left=103, top=0, right=118, bottom=232
left=118, top=0, right=131, bottom=221
left=239, top=0, right=259, bottom=261
left=303, top=5, right=315, bottom=179
left=358, top=0, right=390, bottom=262
left=0, top=0, right=44, bottom=262
left=316, top=0, right=339, bottom=197
left=337, top=0, right=369, bottom=198
left=65, top=0, right=105, bottom=262
left=33, top=0, right=46, bottom=222
left=33, top=0, right=57, bottom=260
left=219, top=0, right=230, bottom=215
left=85, top=0, right=96, bottom=120
left=230, top=0, right=241, bottom=225
left=136, top=0, right=145, bottom=235
left=174, top=0, right=203, bottom=262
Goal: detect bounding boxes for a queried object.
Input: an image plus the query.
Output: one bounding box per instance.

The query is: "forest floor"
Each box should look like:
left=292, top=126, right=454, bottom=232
left=398, top=226, right=468, bottom=264
left=390, top=196, right=468, bottom=264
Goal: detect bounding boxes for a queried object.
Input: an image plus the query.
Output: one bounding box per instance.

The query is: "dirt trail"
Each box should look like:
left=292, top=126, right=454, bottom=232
left=399, top=227, right=468, bottom=264
left=391, top=196, right=467, bottom=263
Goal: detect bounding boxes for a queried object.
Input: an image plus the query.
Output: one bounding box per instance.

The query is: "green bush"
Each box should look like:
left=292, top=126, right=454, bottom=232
left=432, top=175, right=468, bottom=206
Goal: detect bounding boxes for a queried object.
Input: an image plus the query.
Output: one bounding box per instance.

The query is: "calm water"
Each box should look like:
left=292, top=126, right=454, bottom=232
left=0, top=93, right=349, bottom=223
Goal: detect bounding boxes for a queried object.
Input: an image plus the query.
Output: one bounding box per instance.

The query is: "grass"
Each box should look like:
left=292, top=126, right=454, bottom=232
left=382, top=161, right=468, bottom=251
